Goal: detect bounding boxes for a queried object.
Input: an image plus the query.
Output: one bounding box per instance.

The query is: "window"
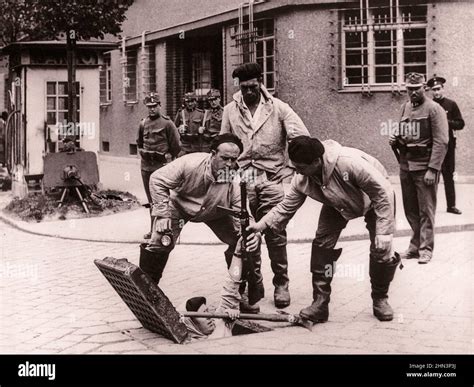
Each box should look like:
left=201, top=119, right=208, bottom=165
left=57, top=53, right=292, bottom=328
left=102, top=141, right=110, bottom=152
left=142, top=45, right=157, bottom=95
left=46, top=81, right=80, bottom=128
left=341, top=0, right=427, bottom=89
left=255, top=19, right=276, bottom=91
left=192, top=52, right=212, bottom=93
left=234, top=18, right=276, bottom=91
left=100, top=53, right=112, bottom=104
left=124, top=48, right=138, bottom=102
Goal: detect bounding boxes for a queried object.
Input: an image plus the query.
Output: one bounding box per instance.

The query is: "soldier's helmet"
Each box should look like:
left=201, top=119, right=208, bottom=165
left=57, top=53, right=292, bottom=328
left=144, top=92, right=160, bottom=106
left=207, top=89, right=221, bottom=100
left=183, top=92, right=197, bottom=102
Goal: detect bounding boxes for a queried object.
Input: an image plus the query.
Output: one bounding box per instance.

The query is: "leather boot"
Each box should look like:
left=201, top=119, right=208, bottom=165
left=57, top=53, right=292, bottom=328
left=370, top=253, right=401, bottom=321
left=299, top=244, right=342, bottom=323
left=268, top=246, right=291, bottom=308
left=139, top=243, right=169, bottom=285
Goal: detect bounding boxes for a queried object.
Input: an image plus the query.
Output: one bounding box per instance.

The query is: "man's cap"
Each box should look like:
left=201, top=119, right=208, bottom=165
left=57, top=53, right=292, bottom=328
left=405, top=72, right=426, bottom=88
left=210, top=133, right=244, bottom=154
left=183, top=92, right=197, bottom=101
left=288, top=136, right=325, bottom=165
left=207, top=89, right=221, bottom=99
left=426, top=76, right=446, bottom=89
left=185, top=297, right=206, bottom=312
left=232, top=62, right=263, bottom=83
left=143, top=92, right=160, bottom=106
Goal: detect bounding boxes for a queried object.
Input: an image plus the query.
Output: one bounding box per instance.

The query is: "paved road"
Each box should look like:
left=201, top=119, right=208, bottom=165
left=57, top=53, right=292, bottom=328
left=0, top=220, right=471, bottom=354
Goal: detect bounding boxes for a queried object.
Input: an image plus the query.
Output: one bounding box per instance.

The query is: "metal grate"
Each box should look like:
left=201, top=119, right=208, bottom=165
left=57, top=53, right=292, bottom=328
left=94, top=257, right=188, bottom=344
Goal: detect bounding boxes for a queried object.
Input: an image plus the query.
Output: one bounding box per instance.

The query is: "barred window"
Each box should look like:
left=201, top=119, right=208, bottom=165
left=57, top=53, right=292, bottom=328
left=233, top=18, right=276, bottom=91
left=142, top=45, right=156, bottom=95
left=341, top=0, right=427, bottom=89
left=124, top=48, right=138, bottom=102
left=192, top=52, right=212, bottom=93
left=100, top=52, right=112, bottom=104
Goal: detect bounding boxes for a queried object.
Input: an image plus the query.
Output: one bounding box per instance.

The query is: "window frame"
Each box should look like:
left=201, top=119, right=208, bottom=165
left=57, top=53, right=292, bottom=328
left=100, top=52, right=112, bottom=105
left=340, top=0, right=427, bottom=92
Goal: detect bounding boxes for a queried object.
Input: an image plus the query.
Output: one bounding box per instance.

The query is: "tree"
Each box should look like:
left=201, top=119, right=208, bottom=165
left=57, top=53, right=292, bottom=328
left=0, top=0, right=134, bottom=138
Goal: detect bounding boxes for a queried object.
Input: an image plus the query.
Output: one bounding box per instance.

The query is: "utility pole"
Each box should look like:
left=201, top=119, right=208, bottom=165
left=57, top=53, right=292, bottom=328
left=66, top=29, right=78, bottom=144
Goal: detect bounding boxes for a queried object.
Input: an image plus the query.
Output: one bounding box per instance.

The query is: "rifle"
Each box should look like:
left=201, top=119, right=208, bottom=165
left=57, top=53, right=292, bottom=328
left=391, top=144, right=400, bottom=163
left=217, top=181, right=258, bottom=302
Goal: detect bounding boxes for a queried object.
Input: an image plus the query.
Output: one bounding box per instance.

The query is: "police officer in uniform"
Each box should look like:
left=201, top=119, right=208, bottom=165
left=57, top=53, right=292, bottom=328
left=427, top=76, right=465, bottom=215
left=137, top=92, right=181, bottom=239
left=202, top=89, right=223, bottom=153
left=174, top=92, right=205, bottom=154
left=389, top=73, right=448, bottom=264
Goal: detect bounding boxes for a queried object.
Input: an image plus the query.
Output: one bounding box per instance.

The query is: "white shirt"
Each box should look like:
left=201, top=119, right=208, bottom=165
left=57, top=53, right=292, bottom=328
left=243, top=94, right=265, bottom=131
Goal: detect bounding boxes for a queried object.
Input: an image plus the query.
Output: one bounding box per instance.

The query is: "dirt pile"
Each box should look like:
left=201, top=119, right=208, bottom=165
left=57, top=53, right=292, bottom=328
left=3, top=189, right=140, bottom=222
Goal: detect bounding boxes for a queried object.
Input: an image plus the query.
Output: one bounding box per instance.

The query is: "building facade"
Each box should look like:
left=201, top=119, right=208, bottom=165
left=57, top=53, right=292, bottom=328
left=99, top=0, right=473, bottom=196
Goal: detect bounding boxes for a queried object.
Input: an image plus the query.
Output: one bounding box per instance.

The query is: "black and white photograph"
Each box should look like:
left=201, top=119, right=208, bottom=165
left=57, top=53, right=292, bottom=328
left=0, top=0, right=472, bottom=385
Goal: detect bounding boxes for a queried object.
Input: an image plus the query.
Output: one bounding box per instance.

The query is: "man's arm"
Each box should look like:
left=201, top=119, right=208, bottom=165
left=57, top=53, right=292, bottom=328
left=253, top=177, right=307, bottom=233
left=136, top=119, right=145, bottom=150
left=166, top=121, right=181, bottom=158
left=349, top=160, right=395, bottom=236
left=219, top=105, right=232, bottom=134
left=279, top=101, right=310, bottom=140
left=149, top=159, right=185, bottom=218
left=428, top=103, right=449, bottom=171
left=449, top=101, right=465, bottom=130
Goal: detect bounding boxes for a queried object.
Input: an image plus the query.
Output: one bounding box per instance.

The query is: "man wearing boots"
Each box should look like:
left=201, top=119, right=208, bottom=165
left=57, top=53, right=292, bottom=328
left=137, top=92, right=181, bottom=239
left=140, top=133, right=263, bottom=308
left=426, top=76, right=465, bottom=215
left=389, top=73, right=448, bottom=264
left=248, top=136, right=400, bottom=322
left=220, top=62, right=309, bottom=310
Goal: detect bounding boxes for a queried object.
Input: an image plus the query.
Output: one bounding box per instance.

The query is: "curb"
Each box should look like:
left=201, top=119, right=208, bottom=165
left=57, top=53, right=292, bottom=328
left=1, top=212, right=474, bottom=245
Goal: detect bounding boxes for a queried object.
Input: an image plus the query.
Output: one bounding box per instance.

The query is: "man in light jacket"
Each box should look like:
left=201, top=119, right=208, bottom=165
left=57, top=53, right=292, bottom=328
left=220, top=62, right=310, bottom=311
left=248, top=136, right=401, bottom=323
left=141, top=134, right=262, bottom=306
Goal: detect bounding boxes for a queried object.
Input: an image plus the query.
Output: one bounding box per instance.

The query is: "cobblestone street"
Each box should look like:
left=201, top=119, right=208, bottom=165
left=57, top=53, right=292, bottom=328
left=0, top=220, right=471, bottom=355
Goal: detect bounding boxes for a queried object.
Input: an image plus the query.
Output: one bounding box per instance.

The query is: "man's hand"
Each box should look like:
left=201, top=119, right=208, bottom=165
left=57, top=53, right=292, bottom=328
left=154, top=218, right=172, bottom=233
left=165, top=152, right=172, bottom=163
left=245, top=231, right=261, bottom=253
left=424, top=169, right=436, bottom=186
left=178, top=125, right=186, bottom=135
left=375, top=234, right=392, bottom=252
left=388, top=134, right=397, bottom=146
left=246, top=220, right=267, bottom=234
left=224, top=309, right=240, bottom=320
left=198, top=126, right=205, bottom=134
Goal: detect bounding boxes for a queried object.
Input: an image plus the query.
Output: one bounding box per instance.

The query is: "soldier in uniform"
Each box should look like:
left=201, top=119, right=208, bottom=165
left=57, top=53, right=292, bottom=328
left=389, top=73, right=448, bottom=264
left=174, top=92, right=205, bottom=154
left=426, top=76, right=465, bottom=215
left=137, top=92, right=181, bottom=239
left=201, top=89, right=224, bottom=153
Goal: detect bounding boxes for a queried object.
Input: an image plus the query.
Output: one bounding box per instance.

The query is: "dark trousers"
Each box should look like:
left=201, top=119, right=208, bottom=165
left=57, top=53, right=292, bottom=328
left=143, top=201, right=242, bottom=280
left=441, top=138, right=456, bottom=208
left=247, top=173, right=288, bottom=286
left=141, top=168, right=164, bottom=232
left=400, top=169, right=438, bottom=257
left=314, top=205, right=391, bottom=263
